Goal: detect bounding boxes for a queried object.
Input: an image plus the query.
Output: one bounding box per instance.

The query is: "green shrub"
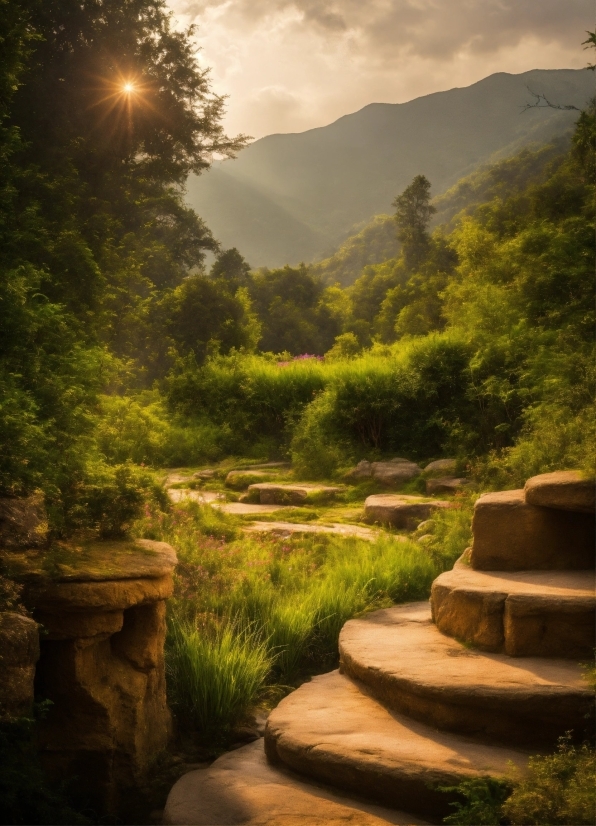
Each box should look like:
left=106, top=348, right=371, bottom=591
left=442, top=776, right=513, bottom=825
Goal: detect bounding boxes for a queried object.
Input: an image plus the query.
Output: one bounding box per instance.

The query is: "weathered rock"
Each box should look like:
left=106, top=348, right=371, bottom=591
left=524, top=471, right=595, bottom=514
left=247, top=483, right=342, bottom=506
left=11, top=538, right=177, bottom=815
left=264, top=671, right=527, bottom=821
left=431, top=567, right=595, bottom=658
left=243, top=521, right=383, bottom=542
left=345, top=460, right=373, bottom=480
left=0, top=493, right=48, bottom=549
left=217, top=502, right=289, bottom=515
left=169, top=489, right=223, bottom=504
left=470, top=490, right=595, bottom=570
left=338, top=602, right=592, bottom=748
left=423, top=459, right=458, bottom=477
left=193, top=469, right=217, bottom=480
left=163, top=739, right=423, bottom=826
left=0, top=611, right=39, bottom=719
left=364, top=495, right=451, bottom=530
left=371, top=461, right=421, bottom=487
left=225, top=470, right=279, bottom=489
left=425, top=477, right=469, bottom=495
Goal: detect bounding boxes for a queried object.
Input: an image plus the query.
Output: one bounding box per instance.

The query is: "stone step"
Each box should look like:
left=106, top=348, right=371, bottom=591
left=243, top=521, right=383, bottom=541
left=524, top=471, right=595, bottom=514
left=247, top=483, right=343, bottom=505
left=470, top=490, right=594, bottom=570
left=364, top=495, right=451, bottom=530
left=264, top=670, right=529, bottom=823
left=431, top=567, right=595, bottom=658
left=338, top=602, right=593, bottom=748
left=163, top=739, right=426, bottom=826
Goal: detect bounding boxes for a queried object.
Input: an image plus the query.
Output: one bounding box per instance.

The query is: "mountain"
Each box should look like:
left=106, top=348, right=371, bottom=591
left=186, top=69, right=593, bottom=269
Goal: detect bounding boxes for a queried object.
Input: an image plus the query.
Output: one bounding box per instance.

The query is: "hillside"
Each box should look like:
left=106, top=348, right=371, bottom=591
left=186, top=68, right=593, bottom=268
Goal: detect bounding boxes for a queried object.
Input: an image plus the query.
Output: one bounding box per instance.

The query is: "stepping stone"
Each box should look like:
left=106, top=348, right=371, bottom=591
left=243, top=521, right=383, bottom=542
left=346, top=459, right=422, bottom=487
left=163, top=739, right=424, bottom=826
left=217, top=503, right=290, bottom=516
left=423, top=459, right=458, bottom=477
left=431, top=566, right=596, bottom=658
left=524, top=471, right=595, bottom=514
left=193, top=469, right=217, bottom=480
left=247, top=483, right=342, bottom=506
left=338, top=602, right=593, bottom=748
left=425, top=477, right=469, bottom=495
left=225, top=470, right=280, bottom=489
left=264, top=670, right=528, bottom=822
left=470, top=490, right=594, bottom=571
left=168, top=489, right=223, bottom=504
left=364, top=495, right=451, bottom=529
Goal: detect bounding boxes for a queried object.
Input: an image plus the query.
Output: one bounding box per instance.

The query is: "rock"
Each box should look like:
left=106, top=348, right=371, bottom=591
left=193, top=469, right=217, bottom=480
left=163, top=739, right=423, bottom=826
left=431, top=567, right=595, bottom=658
left=371, top=461, right=421, bottom=487
left=524, top=471, right=595, bottom=514
left=364, top=495, right=451, bottom=530
left=425, top=477, right=469, bottom=495
left=264, top=671, right=526, bottom=822
left=216, top=502, right=289, bottom=515
left=243, top=521, right=383, bottom=542
left=423, top=459, right=458, bottom=476
left=169, top=489, right=223, bottom=504
left=247, top=483, right=342, bottom=506
left=338, top=602, right=592, bottom=748
left=345, top=460, right=373, bottom=480
left=0, top=612, right=39, bottom=719
left=11, top=538, right=177, bottom=815
left=0, top=493, right=48, bottom=550
left=470, top=490, right=595, bottom=571
left=225, top=470, right=279, bottom=489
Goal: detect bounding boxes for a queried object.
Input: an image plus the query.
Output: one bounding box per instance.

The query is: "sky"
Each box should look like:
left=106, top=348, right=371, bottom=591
left=168, top=0, right=594, bottom=139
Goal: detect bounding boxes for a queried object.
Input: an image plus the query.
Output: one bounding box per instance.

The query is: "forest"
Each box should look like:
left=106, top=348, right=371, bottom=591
left=0, top=2, right=594, bottom=824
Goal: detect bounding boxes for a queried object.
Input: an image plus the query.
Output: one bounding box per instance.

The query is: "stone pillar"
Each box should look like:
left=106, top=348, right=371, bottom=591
left=3, top=536, right=177, bottom=815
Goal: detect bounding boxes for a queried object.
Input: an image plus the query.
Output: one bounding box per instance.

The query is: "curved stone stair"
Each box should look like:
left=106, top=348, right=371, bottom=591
left=164, top=471, right=595, bottom=825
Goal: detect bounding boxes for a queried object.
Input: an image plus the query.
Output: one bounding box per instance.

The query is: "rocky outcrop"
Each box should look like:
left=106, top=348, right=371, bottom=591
left=0, top=611, right=39, bottom=720
left=524, top=470, right=595, bottom=513
left=243, top=521, right=384, bottom=542
left=422, top=459, right=458, bottom=477
left=425, top=477, right=468, bottom=495
left=364, top=494, right=451, bottom=530
left=2, top=537, right=177, bottom=815
left=246, top=483, right=342, bottom=505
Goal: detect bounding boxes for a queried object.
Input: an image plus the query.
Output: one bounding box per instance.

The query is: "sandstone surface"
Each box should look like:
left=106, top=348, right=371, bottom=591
left=470, top=490, right=594, bottom=570
left=364, top=495, right=451, bottom=529
left=217, top=502, right=289, bottom=515
left=423, top=459, right=458, bottom=476
left=371, top=461, right=422, bottom=486
left=225, top=470, right=280, bottom=489
left=0, top=611, right=39, bottom=719
left=431, top=567, right=595, bottom=657
left=164, top=739, right=423, bottom=826
left=248, top=483, right=342, bottom=505
left=524, top=470, right=595, bottom=513
left=243, top=521, right=381, bottom=541
left=338, top=602, right=592, bottom=747
left=425, top=477, right=468, bottom=495
left=264, top=671, right=527, bottom=821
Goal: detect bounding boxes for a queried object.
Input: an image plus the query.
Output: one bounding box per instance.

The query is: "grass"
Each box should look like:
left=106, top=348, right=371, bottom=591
left=134, top=492, right=472, bottom=745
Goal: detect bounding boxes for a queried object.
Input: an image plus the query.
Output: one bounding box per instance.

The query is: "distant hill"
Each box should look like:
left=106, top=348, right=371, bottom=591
left=186, top=69, right=593, bottom=269
left=313, top=135, right=571, bottom=287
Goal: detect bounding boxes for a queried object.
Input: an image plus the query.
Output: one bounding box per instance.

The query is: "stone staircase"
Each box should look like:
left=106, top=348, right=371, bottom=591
left=164, top=471, right=595, bottom=825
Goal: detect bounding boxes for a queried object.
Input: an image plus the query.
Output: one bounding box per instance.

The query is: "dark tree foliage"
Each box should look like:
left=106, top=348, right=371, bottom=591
left=210, top=247, right=252, bottom=291
left=392, top=174, right=437, bottom=272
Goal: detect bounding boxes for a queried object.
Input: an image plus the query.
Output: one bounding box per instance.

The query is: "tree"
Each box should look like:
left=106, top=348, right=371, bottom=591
left=392, top=175, right=436, bottom=272
left=210, top=248, right=252, bottom=291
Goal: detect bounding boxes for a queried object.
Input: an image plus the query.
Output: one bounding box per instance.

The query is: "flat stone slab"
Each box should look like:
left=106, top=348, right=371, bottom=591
left=338, top=602, right=593, bottom=748
left=431, top=567, right=595, bottom=658
left=264, top=671, right=528, bottom=822
left=248, top=484, right=342, bottom=505
left=243, top=522, right=382, bottom=541
left=347, top=459, right=422, bottom=487
left=470, top=490, right=594, bottom=570
left=225, top=470, right=281, bottom=489
left=423, top=459, right=458, bottom=477
left=524, top=471, right=595, bottom=514
left=217, top=503, right=290, bottom=515
left=163, top=739, right=423, bottom=826
left=168, top=489, right=223, bottom=504
left=364, top=495, right=451, bottom=529
left=425, top=477, right=469, bottom=495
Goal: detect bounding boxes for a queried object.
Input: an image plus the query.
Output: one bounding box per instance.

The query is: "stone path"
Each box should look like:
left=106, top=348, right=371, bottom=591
left=243, top=521, right=383, bottom=541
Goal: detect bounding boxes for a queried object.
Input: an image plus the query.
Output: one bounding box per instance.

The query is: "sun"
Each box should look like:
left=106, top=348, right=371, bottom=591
left=122, top=82, right=135, bottom=94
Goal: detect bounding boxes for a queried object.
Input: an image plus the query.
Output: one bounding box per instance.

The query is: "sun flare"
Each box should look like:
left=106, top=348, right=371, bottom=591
left=122, top=82, right=135, bottom=93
